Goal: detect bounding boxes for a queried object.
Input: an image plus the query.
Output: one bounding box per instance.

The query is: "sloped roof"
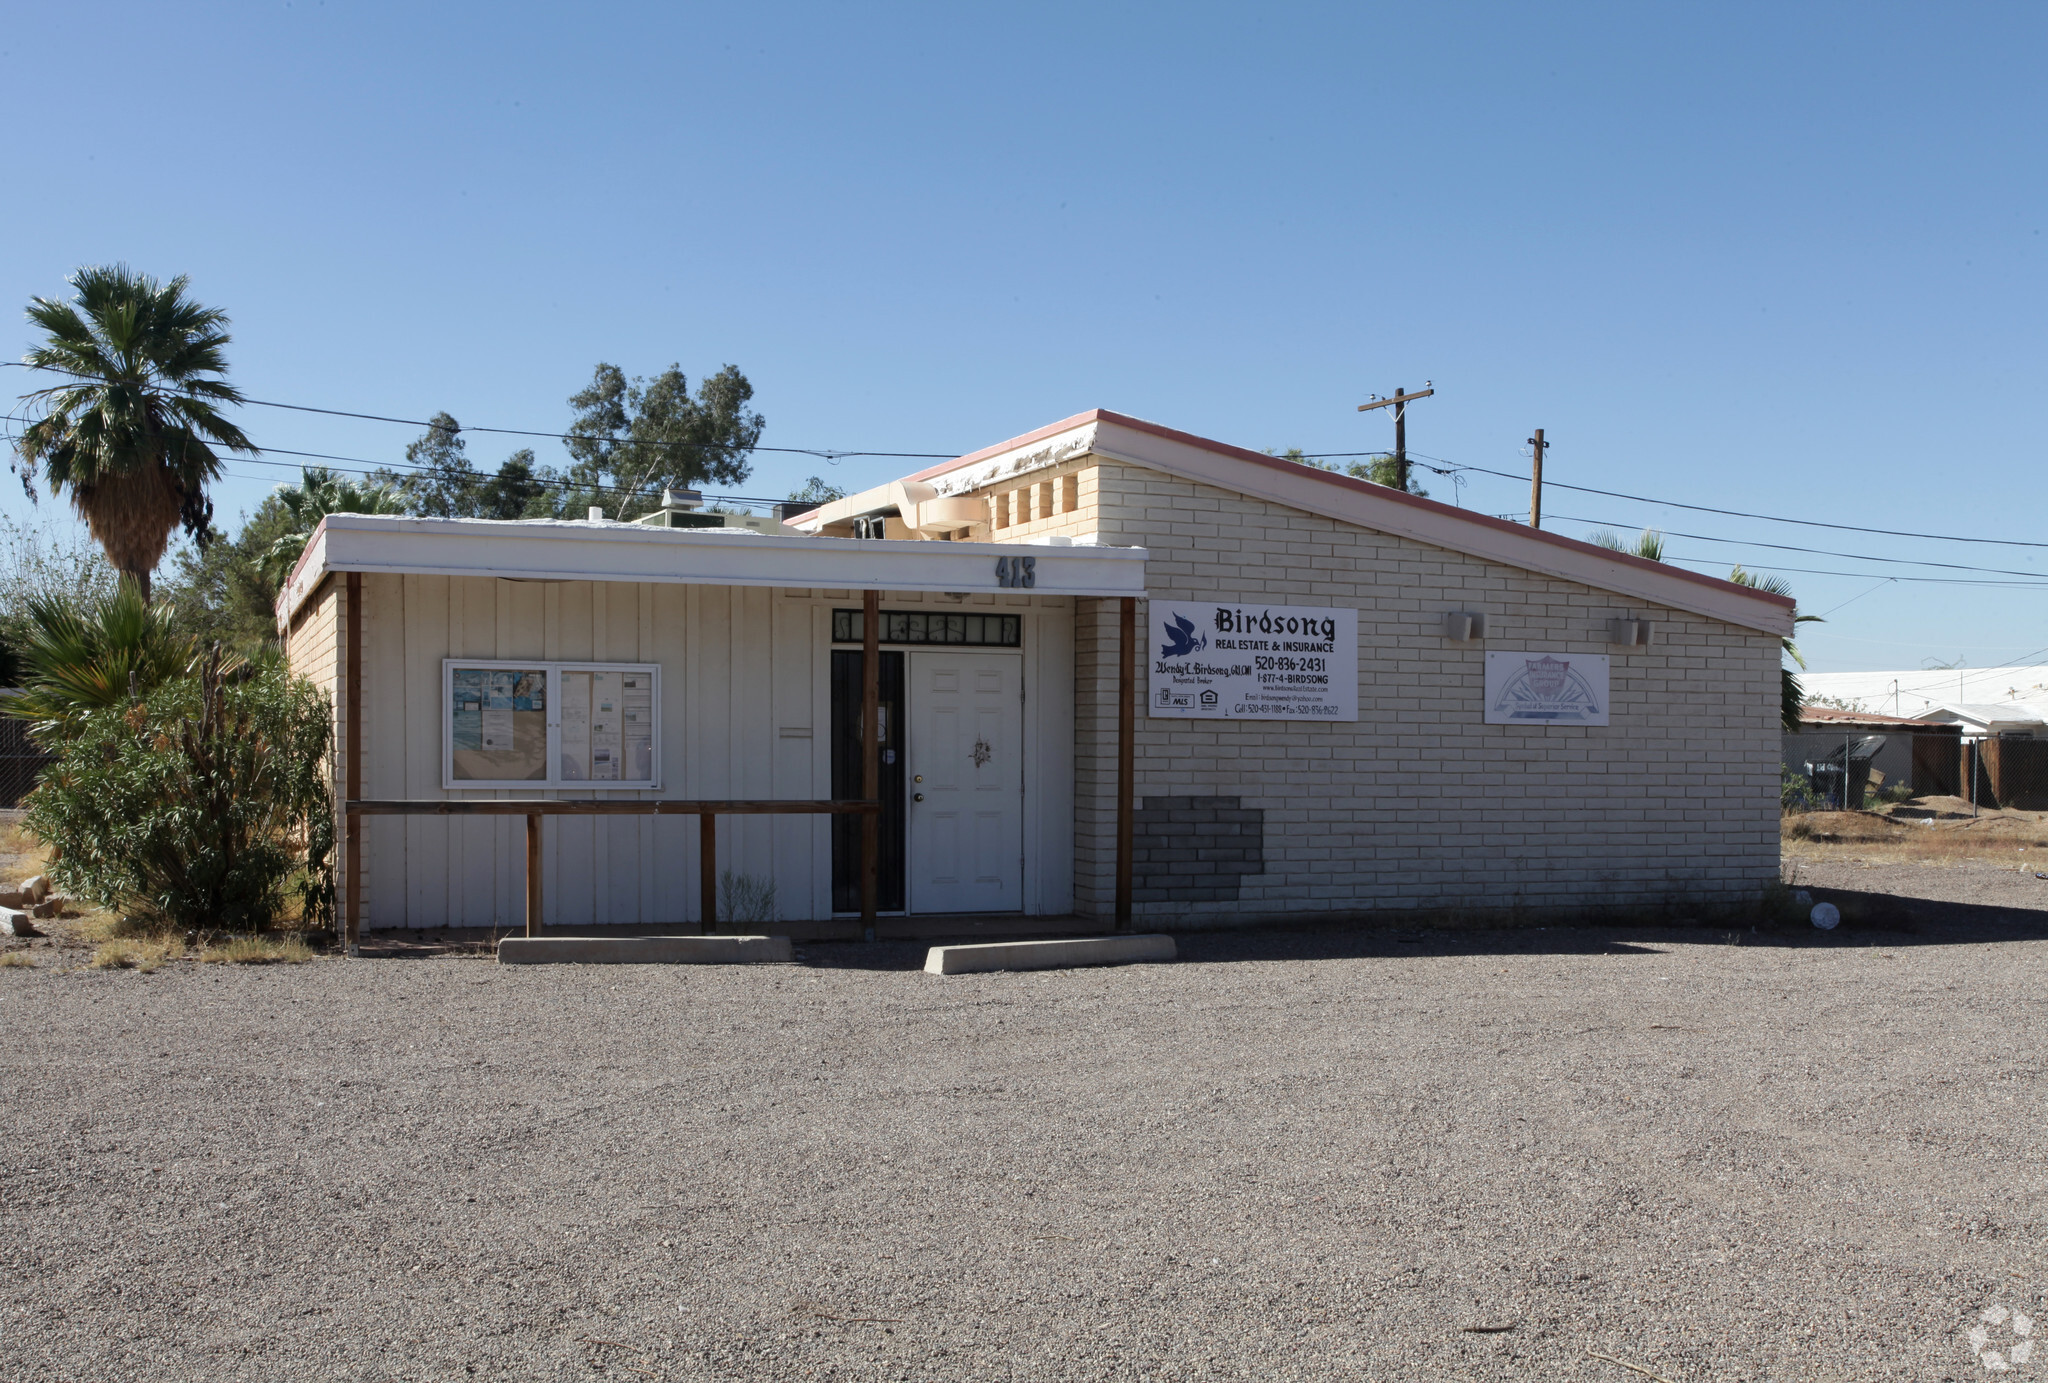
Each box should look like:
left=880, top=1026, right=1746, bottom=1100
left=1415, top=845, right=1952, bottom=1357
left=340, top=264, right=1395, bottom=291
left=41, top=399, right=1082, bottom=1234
left=796, top=409, right=1795, bottom=634
left=1919, top=702, right=2048, bottom=728
left=1798, top=706, right=1957, bottom=729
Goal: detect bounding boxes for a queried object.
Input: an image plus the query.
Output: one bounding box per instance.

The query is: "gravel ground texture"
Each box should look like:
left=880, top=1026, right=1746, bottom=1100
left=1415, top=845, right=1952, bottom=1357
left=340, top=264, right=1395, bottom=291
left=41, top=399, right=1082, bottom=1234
left=6, top=863, right=2048, bottom=1382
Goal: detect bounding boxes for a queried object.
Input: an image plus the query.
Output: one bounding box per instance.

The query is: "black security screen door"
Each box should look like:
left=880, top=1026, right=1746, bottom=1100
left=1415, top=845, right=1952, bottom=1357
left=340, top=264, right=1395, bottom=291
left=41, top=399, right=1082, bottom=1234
left=831, top=650, right=906, bottom=913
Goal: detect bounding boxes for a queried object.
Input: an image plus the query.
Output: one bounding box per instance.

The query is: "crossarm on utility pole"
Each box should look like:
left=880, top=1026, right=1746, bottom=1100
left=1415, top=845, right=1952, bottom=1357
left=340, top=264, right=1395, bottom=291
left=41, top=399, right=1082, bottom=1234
left=1357, top=385, right=1435, bottom=493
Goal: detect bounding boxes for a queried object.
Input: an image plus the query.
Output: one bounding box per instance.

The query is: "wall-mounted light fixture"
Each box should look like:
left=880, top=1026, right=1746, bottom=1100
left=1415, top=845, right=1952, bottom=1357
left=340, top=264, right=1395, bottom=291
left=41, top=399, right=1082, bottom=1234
left=1443, top=610, right=1488, bottom=642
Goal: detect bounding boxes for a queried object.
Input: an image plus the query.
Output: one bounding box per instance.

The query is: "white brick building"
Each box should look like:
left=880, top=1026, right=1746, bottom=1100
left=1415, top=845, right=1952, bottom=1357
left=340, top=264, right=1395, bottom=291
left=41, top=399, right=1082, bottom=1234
left=283, top=408, right=1792, bottom=937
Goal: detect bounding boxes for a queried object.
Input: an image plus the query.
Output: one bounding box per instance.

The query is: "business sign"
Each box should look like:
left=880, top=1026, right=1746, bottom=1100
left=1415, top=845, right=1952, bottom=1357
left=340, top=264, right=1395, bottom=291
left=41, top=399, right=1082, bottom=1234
left=1148, top=602, right=1358, bottom=721
left=1484, top=651, right=1610, bottom=725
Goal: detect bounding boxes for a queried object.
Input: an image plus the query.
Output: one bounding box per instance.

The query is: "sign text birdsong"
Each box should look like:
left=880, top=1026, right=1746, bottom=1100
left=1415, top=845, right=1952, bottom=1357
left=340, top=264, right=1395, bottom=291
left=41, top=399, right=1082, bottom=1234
left=1147, top=602, right=1359, bottom=721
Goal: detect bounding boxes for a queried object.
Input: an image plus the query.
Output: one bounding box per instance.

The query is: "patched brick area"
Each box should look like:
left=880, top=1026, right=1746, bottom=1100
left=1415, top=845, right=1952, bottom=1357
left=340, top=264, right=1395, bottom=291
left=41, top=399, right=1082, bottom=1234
left=1133, top=795, right=1265, bottom=903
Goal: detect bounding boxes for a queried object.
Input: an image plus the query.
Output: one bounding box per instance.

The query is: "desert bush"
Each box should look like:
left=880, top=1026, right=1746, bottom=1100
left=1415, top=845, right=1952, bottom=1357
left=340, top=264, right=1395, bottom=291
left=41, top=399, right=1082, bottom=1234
left=0, top=951, right=34, bottom=969
left=23, top=651, right=333, bottom=933
left=1781, top=765, right=1820, bottom=814
left=718, top=870, right=777, bottom=926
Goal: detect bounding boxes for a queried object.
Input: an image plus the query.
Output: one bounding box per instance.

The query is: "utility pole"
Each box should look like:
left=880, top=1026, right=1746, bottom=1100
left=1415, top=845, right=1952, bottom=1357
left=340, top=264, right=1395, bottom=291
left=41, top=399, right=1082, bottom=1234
left=1357, top=382, right=1434, bottom=492
left=1527, top=428, right=1547, bottom=528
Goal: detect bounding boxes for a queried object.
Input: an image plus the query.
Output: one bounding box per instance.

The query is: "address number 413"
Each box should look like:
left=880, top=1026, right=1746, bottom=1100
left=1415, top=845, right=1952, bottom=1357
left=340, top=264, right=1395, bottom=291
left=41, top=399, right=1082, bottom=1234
left=995, top=555, right=1037, bottom=588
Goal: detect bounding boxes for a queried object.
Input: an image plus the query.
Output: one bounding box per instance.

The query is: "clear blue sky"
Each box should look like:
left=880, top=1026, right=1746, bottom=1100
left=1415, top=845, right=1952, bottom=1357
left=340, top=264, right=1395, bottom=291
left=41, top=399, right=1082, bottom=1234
left=3, top=2, right=2043, bottom=674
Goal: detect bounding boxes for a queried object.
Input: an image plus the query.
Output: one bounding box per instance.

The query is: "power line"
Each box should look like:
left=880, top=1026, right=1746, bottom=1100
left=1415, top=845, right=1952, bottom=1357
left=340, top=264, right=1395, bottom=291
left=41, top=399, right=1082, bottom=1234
left=1834, top=643, right=2048, bottom=704
left=3, top=366, right=960, bottom=462
left=1, top=414, right=826, bottom=505
left=1378, top=451, right=2048, bottom=552
left=1814, top=577, right=1898, bottom=618
left=16, top=362, right=2048, bottom=553
left=1548, top=511, right=2048, bottom=581
left=236, top=396, right=957, bottom=460
left=1659, top=558, right=2048, bottom=588
left=3, top=431, right=815, bottom=510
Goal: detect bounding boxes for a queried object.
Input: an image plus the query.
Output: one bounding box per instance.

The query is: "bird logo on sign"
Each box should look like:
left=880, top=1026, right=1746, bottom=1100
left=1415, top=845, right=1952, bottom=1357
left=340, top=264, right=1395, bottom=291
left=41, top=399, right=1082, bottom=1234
left=1160, top=613, right=1208, bottom=659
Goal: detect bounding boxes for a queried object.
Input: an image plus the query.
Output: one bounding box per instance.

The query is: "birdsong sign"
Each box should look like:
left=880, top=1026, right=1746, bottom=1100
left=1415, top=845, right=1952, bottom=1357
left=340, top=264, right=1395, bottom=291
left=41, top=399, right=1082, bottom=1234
left=1148, top=602, right=1358, bottom=721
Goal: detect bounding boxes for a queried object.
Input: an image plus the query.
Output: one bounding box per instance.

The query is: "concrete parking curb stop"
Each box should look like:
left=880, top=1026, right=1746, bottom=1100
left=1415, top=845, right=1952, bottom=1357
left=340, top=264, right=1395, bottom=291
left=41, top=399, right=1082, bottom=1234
left=924, top=934, right=1175, bottom=975
left=497, top=935, right=792, bottom=965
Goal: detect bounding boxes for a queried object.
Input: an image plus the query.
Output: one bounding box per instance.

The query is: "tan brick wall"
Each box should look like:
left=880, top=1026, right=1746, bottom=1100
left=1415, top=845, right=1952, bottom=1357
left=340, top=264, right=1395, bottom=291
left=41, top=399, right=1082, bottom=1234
left=956, top=459, right=1102, bottom=544
left=1053, top=460, right=1782, bottom=923
left=284, top=577, right=348, bottom=924
left=284, top=576, right=343, bottom=792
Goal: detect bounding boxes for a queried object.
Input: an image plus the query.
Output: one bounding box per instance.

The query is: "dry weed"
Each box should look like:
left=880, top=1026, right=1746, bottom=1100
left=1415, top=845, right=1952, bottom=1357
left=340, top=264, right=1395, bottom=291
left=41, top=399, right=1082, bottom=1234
left=88, top=942, right=134, bottom=970
left=0, top=951, right=34, bottom=969
left=76, top=911, right=156, bottom=943
left=198, top=935, right=315, bottom=965
left=130, top=938, right=186, bottom=973
left=84, top=937, right=187, bottom=972
left=1783, top=807, right=2048, bottom=866
left=0, top=818, right=49, bottom=875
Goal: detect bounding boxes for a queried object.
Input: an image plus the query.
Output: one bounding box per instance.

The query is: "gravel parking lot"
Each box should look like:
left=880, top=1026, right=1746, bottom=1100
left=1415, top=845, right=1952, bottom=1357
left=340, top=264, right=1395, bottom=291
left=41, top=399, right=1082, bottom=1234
left=5, top=869, right=2047, bottom=1382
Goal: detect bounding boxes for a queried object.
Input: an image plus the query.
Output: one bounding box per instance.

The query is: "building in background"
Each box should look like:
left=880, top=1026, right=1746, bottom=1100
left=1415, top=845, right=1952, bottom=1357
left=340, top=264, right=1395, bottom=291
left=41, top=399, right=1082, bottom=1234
left=1801, top=665, right=2048, bottom=718
left=1785, top=705, right=1962, bottom=800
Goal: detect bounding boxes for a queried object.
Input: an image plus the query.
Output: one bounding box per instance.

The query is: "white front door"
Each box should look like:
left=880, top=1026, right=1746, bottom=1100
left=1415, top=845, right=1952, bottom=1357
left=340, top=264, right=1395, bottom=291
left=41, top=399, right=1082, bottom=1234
left=907, top=651, right=1023, bottom=913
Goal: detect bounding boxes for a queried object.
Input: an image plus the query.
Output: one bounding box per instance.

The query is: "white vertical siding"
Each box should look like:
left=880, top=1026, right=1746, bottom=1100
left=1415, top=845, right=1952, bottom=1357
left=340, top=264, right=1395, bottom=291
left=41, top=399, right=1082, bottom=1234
left=351, top=577, right=1077, bottom=929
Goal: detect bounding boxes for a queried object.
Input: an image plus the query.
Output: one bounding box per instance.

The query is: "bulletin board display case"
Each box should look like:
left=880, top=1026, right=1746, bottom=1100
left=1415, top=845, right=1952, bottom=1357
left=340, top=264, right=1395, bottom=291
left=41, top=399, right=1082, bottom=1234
left=442, top=660, right=660, bottom=790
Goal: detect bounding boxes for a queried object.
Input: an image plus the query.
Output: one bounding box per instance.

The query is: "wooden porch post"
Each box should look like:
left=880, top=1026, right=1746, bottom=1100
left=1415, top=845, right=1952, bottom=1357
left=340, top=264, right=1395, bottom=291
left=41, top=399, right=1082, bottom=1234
left=860, top=585, right=884, bottom=942
left=1116, top=595, right=1135, bottom=932
left=860, top=589, right=881, bottom=940
left=344, top=572, right=363, bottom=953
left=524, top=812, right=542, bottom=937
left=700, top=813, right=718, bottom=934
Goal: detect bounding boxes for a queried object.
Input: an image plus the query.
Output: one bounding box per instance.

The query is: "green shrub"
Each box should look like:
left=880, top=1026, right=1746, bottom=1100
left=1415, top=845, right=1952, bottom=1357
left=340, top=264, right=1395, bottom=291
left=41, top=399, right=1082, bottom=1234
left=1781, top=765, right=1820, bottom=814
left=23, top=652, right=333, bottom=933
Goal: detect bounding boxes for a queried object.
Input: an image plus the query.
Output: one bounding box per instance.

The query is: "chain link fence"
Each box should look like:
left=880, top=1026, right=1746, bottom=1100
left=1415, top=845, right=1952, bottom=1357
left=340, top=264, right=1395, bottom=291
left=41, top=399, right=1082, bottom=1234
left=1791, top=732, right=2048, bottom=812
left=1966, top=736, right=2048, bottom=811
left=0, top=702, right=54, bottom=810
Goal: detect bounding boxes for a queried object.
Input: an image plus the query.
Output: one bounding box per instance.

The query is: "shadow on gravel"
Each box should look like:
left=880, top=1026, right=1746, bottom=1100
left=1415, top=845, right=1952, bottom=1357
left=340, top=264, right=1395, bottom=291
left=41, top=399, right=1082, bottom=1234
left=335, top=889, right=2048, bottom=968
left=791, top=941, right=935, bottom=971
left=1167, top=903, right=2048, bottom=967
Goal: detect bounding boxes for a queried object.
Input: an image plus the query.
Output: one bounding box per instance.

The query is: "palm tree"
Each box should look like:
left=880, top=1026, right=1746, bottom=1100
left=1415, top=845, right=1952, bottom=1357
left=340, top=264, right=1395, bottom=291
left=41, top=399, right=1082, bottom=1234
left=1729, top=566, right=1822, bottom=732
left=259, top=467, right=405, bottom=590
left=12, top=265, right=257, bottom=600
left=1589, top=527, right=1667, bottom=562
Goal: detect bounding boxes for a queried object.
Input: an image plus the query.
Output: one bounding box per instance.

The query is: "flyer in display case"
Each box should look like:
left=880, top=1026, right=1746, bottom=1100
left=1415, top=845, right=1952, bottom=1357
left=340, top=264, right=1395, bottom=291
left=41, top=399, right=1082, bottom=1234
left=444, top=661, right=658, bottom=789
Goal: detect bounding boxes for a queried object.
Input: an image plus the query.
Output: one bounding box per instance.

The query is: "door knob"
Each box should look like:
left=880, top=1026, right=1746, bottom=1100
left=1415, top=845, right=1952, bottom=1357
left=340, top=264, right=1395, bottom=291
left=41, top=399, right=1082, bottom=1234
left=913, top=792, right=925, bottom=802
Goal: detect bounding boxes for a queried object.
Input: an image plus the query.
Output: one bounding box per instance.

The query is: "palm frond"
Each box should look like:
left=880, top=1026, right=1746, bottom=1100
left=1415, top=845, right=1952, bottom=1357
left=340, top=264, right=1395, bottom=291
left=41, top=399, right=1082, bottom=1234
left=2, top=580, right=208, bottom=742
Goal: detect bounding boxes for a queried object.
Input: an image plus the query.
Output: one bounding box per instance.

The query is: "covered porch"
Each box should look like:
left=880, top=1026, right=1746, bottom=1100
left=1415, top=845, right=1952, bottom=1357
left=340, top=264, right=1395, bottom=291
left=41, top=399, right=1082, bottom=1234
left=276, top=515, right=1148, bottom=945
